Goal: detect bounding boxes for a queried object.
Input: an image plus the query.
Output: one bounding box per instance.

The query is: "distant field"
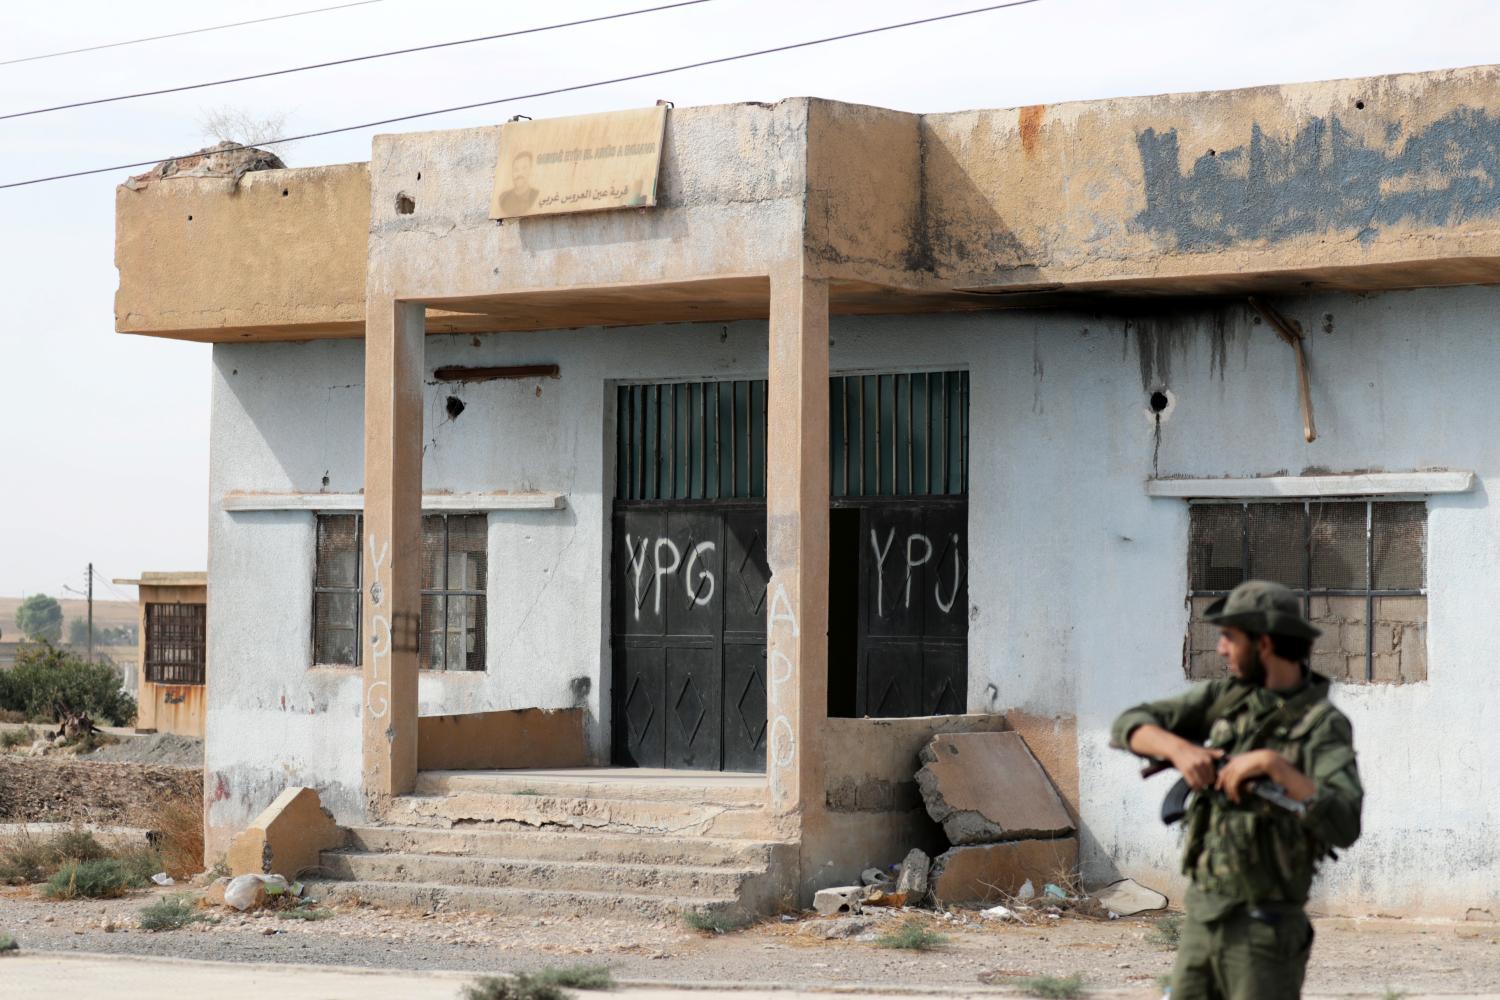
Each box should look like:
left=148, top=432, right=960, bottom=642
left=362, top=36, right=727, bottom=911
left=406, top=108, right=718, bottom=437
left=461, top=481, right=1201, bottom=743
left=0, top=595, right=139, bottom=641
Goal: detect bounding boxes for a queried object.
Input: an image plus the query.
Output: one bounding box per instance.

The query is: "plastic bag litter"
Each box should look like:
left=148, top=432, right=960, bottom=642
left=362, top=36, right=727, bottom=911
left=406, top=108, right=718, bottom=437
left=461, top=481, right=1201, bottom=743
left=223, top=874, right=292, bottom=911
left=981, top=904, right=1018, bottom=920
left=1017, top=879, right=1035, bottom=900
left=1044, top=883, right=1068, bottom=900
left=150, top=873, right=175, bottom=886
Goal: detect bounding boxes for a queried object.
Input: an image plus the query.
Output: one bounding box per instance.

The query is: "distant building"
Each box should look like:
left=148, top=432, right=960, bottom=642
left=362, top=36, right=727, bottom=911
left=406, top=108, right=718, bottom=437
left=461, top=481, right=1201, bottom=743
left=113, top=573, right=207, bottom=738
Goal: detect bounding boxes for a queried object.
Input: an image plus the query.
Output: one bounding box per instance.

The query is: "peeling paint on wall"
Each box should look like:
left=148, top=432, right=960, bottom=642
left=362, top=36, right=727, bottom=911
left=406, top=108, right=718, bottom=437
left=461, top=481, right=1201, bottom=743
left=1134, top=109, right=1500, bottom=250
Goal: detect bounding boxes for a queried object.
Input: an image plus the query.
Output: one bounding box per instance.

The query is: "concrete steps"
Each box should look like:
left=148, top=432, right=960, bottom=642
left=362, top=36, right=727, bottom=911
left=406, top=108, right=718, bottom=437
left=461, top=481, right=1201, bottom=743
left=304, top=879, right=739, bottom=920
left=318, top=770, right=794, bottom=919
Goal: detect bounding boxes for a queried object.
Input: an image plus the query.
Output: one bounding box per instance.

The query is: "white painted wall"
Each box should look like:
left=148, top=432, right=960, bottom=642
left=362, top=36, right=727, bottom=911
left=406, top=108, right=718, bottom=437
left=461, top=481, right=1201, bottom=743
left=208, top=286, right=1500, bottom=915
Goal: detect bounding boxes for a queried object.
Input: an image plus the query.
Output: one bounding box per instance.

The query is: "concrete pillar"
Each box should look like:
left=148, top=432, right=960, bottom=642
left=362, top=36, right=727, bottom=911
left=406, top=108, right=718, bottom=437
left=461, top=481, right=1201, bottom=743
left=765, top=269, right=830, bottom=837
left=360, top=299, right=425, bottom=800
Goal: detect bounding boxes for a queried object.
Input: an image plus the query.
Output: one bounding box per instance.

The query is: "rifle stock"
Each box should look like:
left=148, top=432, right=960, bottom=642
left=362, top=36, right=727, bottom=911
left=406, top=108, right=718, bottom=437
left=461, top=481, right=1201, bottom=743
left=1142, top=755, right=1306, bottom=824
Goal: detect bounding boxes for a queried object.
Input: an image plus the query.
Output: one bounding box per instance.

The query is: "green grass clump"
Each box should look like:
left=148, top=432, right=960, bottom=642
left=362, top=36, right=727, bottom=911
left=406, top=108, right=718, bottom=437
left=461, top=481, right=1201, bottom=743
left=138, top=895, right=203, bottom=932
left=1382, top=989, right=1409, bottom=1000
left=1146, top=912, right=1183, bottom=949
left=875, top=918, right=949, bottom=951
left=0, top=727, right=35, bottom=750
left=43, top=859, right=133, bottom=900
left=682, top=908, right=750, bottom=934
left=528, top=965, right=614, bottom=990
left=277, top=907, right=333, bottom=921
left=1013, top=974, right=1086, bottom=998
left=462, top=973, right=572, bottom=1000
left=0, top=933, right=16, bottom=954
left=0, top=828, right=109, bottom=885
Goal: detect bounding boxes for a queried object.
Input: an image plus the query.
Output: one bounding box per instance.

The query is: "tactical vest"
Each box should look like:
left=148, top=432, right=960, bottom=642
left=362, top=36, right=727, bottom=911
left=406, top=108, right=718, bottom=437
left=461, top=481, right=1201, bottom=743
left=1181, top=680, right=1337, bottom=904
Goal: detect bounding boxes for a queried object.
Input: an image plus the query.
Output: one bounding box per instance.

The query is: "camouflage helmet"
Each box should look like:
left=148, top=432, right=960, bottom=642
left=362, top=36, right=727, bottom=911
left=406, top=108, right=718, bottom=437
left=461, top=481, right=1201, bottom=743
left=1202, top=579, right=1322, bottom=640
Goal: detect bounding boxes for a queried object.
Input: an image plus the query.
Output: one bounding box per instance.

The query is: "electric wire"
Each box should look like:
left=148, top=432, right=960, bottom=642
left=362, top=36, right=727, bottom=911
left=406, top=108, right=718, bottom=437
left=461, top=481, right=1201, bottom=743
left=1, top=0, right=389, bottom=67
left=1, top=0, right=717, bottom=121
left=0, top=0, right=1046, bottom=190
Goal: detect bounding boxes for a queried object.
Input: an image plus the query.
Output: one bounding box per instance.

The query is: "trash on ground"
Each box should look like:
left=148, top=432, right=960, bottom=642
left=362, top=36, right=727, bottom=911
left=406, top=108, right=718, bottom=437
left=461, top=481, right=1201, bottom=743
left=1044, top=882, right=1068, bottom=900
left=150, top=872, right=174, bottom=886
left=981, top=904, right=1019, bottom=920
left=1092, top=877, right=1167, bottom=916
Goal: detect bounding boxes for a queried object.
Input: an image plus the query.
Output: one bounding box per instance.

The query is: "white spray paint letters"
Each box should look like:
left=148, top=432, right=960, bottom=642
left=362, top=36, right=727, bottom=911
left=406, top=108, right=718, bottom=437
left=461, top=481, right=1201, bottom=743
left=625, top=533, right=718, bottom=618
left=365, top=532, right=390, bottom=720
left=767, top=582, right=799, bottom=775
left=870, top=527, right=964, bottom=617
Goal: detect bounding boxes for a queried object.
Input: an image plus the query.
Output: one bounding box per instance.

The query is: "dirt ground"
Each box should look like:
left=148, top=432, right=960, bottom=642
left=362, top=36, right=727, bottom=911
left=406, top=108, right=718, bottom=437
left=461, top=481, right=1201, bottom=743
left=0, top=754, right=200, bottom=826
left=2, top=885, right=1497, bottom=996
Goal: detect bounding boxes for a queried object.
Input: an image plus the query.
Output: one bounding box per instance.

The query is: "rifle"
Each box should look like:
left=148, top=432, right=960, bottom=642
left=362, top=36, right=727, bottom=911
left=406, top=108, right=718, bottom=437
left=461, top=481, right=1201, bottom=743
left=1142, top=755, right=1307, bottom=825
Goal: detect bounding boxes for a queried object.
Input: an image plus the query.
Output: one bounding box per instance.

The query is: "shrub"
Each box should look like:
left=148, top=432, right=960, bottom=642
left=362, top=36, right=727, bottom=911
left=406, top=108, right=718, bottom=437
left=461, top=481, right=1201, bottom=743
left=0, top=645, right=135, bottom=726
left=682, top=908, right=751, bottom=934
left=463, top=974, right=568, bottom=1000
left=1146, top=913, right=1183, bottom=949
left=277, top=907, right=332, bottom=921
left=1013, top=974, right=1086, bottom=998
left=0, top=828, right=108, bottom=884
left=529, top=965, right=614, bottom=990
left=0, top=727, right=35, bottom=750
left=138, top=895, right=202, bottom=932
left=875, top=918, right=948, bottom=951
left=151, top=793, right=204, bottom=879
left=0, top=932, right=15, bottom=953
left=44, top=859, right=133, bottom=900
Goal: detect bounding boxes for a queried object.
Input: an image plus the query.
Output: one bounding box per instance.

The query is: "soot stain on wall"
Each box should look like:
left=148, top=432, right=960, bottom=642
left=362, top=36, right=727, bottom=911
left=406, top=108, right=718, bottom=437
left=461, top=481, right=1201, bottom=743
left=1133, top=108, right=1500, bottom=250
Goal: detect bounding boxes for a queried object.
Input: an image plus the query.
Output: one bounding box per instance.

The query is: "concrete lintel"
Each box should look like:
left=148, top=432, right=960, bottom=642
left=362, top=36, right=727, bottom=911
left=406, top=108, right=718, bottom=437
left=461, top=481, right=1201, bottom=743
left=1147, top=470, right=1476, bottom=498
left=221, top=491, right=566, bottom=512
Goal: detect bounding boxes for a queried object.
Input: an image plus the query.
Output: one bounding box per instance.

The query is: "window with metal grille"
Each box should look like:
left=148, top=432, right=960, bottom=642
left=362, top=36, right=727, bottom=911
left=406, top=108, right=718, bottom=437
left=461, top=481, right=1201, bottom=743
left=831, top=371, right=968, bottom=498
left=313, top=513, right=363, bottom=666
left=1187, top=500, right=1427, bottom=684
left=421, top=514, right=487, bottom=671
left=312, top=512, right=487, bottom=670
left=614, top=371, right=969, bottom=501
left=616, top=380, right=767, bottom=501
left=144, top=603, right=206, bottom=685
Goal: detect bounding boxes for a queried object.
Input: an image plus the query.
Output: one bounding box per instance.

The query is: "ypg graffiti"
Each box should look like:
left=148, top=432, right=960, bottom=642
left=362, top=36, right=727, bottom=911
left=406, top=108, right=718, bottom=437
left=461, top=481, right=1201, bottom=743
left=1133, top=108, right=1500, bottom=251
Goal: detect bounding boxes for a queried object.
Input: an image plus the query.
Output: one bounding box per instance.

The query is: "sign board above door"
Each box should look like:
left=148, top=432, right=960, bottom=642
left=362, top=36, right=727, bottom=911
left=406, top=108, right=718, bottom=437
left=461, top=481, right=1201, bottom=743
left=490, top=106, right=668, bottom=220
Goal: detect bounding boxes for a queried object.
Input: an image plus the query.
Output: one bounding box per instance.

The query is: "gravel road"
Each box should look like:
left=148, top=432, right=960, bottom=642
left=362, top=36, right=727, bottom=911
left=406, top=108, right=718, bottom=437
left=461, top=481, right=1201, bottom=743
left=3, top=885, right=1498, bottom=994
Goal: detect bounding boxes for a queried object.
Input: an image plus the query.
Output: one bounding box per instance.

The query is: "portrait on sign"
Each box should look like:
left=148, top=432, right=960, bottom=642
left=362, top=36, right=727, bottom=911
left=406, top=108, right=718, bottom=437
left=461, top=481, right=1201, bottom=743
left=490, top=106, right=668, bottom=220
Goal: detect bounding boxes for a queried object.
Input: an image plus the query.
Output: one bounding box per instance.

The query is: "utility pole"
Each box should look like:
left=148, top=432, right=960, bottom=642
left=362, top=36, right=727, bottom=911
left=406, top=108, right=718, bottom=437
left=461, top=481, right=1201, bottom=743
left=86, top=562, right=94, bottom=665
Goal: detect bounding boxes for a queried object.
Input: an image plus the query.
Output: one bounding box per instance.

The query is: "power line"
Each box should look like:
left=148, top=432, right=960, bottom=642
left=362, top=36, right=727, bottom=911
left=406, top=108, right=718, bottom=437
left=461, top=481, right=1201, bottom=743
left=1, top=1, right=388, bottom=68
left=0, top=0, right=1047, bottom=190
left=1, top=0, right=717, bottom=121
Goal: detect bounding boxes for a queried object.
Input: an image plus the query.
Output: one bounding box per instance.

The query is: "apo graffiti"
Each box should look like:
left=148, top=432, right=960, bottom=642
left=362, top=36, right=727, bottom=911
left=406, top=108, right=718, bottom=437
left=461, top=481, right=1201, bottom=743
left=766, top=582, right=799, bottom=775
left=365, top=532, right=390, bottom=720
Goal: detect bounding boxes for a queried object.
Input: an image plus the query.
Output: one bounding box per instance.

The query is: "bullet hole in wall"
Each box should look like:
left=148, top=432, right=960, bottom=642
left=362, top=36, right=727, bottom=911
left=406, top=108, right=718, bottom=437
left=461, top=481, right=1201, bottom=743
left=570, top=676, right=592, bottom=706
left=1323, top=313, right=1335, bottom=334
left=187, top=215, right=193, bottom=221
left=1207, top=149, right=1216, bottom=157
left=417, top=172, right=422, bottom=181
left=1355, top=100, right=1366, bottom=110
left=445, top=396, right=466, bottom=420
left=1150, top=390, right=1170, bottom=414
left=535, top=385, right=542, bottom=398
left=282, top=189, right=289, bottom=197
left=395, top=193, right=415, bottom=215
left=321, top=473, right=330, bottom=488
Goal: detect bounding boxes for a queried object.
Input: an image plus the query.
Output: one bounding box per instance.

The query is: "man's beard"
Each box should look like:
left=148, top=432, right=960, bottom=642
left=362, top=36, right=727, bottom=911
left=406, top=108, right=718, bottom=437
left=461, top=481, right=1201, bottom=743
left=1238, top=643, right=1267, bottom=686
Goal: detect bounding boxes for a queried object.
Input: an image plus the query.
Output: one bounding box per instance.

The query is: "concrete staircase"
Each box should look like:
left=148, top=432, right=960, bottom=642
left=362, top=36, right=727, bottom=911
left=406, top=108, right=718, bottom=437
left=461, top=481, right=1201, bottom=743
left=307, top=769, right=795, bottom=919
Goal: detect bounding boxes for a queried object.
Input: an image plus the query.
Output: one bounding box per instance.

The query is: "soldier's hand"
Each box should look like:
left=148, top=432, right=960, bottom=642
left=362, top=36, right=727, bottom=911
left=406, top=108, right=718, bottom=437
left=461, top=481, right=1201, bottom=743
left=1170, top=744, right=1225, bottom=791
left=1217, top=749, right=1282, bottom=804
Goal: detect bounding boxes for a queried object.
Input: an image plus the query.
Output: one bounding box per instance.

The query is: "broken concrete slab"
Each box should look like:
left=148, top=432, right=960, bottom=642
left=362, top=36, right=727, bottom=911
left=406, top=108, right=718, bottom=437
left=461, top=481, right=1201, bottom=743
left=916, top=731, right=1074, bottom=845
left=930, top=837, right=1079, bottom=904
left=227, top=787, right=345, bottom=878
left=813, top=885, right=866, bottom=915
left=896, top=848, right=930, bottom=899
left=1094, top=877, right=1167, bottom=916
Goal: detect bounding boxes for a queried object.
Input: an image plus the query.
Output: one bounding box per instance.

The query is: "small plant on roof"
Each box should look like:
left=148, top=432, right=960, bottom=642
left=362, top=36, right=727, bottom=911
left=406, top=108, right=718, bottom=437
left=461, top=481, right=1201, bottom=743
left=875, top=918, right=948, bottom=951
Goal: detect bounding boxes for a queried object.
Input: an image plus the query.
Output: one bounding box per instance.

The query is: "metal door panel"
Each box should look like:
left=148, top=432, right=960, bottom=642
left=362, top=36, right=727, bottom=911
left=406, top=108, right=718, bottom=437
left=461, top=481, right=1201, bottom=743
left=861, top=642, right=921, bottom=717
left=723, top=641, right=767, bottom=772
left=921, top=643, right=967, bottom=715
left=665, top=645, right=722, bottom=770
left=664, top=511, right=722, bottom=639
left=862, top=507, right=926, bottom=639
left=612, top=510, right=667, bottom=637
left=723, top=511, right=771, bottom=634
left=613, top=643, right=665, bottom=767
left=923, top=507, right=968, bottom=639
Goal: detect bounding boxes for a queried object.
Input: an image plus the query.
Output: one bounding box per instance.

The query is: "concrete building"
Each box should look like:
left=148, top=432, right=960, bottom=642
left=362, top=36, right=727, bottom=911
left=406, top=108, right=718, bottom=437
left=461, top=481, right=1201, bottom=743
left=113, top=572, right=208, bottom=738
left=114, top=63, right=1500, bottom=918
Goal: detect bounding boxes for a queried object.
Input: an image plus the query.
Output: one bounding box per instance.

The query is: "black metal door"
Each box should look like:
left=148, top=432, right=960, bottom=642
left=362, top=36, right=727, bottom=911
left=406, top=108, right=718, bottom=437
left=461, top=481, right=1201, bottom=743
left=611, top=506, right=767, bottom=771
left=856, top=503, right=968, bottom=717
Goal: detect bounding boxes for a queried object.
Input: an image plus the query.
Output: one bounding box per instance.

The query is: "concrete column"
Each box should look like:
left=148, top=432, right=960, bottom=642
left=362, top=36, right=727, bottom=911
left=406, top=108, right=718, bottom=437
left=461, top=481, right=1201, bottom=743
left=765, top=269, right=830, bottom=835
left=360, top=299, right=425, bottom=800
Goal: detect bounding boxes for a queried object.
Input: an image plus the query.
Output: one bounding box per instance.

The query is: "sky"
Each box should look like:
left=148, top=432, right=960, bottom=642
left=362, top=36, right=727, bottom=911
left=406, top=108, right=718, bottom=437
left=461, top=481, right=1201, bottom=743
left=3, top=0, right=1500, bottom=600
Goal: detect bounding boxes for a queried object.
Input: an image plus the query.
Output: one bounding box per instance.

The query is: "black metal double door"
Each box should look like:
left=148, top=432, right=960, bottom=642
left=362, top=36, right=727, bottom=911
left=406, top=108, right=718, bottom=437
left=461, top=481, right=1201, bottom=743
left=611, top=506, right=769, bottom=772
left=856, top=502, right=969, bottom=717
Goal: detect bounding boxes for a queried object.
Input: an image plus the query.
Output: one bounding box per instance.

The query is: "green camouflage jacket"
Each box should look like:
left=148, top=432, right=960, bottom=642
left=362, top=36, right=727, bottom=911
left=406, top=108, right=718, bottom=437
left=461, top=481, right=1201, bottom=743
left=1111, top=673, right=1363, bottom=916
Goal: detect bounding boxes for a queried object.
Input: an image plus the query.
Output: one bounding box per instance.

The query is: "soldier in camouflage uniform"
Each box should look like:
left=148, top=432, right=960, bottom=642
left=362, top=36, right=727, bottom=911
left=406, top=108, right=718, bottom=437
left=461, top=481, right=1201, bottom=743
left=1111, top=580, right=1363, bottom=1000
